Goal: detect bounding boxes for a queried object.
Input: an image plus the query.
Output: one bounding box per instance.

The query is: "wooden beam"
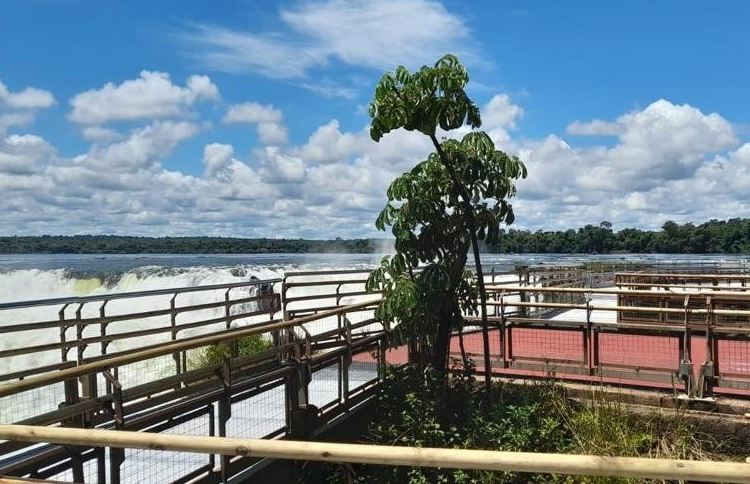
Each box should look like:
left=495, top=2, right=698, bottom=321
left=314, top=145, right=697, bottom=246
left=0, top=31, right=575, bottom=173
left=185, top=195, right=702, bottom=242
left=0, top=425, right=748, bottom=483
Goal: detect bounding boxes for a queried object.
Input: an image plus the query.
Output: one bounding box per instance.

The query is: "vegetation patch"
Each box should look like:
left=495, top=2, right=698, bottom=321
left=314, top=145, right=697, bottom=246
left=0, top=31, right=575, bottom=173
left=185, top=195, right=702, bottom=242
left=188, top=334, right=273, bottom=370
left=324, top=365, right=734, bottom=484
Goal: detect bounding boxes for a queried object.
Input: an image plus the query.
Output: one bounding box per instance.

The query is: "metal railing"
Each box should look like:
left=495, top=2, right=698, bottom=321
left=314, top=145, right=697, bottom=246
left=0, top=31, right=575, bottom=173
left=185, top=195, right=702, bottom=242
left=0, top=270, right=386, bottom=484
left=3, top=267, right=750, bottom=483
left=463, top=283, right=750, bottom=399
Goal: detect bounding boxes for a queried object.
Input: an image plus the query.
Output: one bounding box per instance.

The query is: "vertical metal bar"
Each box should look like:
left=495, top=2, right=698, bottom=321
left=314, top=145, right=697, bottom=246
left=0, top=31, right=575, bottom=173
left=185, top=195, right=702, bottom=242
left=99, top=301, right=109, bottom=356
left=170, top=294, right=181, bottom=375
left=225, top=289, right=238, bottom=359
left=282, top=276, right=290, bottom=322
left=336, top=283, right=343, bottom=334
left=75, top=303, right=86, bottom=364
left=105, top=368, right=124, bottom=484
left=224, top=289, right=232, bottom=330
left=218, top=358, right=231, bottom=484
left=100, top=301, right=111, bottom=395
left=59, top=303, right=71, bottom=363
left=680, top=295, right=694, bottom=396
left=208, top=404, right=216, bottom=472
left=584, top=299, right=591, bottom=373
left=591, top=326, right=600, bottom=374
left=702, top=296, right=716, bottom=398
left=498, top=293, right=507, bottom=368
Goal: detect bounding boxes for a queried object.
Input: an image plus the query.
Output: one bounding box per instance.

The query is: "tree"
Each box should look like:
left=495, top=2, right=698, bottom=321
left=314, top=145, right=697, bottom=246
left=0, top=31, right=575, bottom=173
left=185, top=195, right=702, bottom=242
left=365, top=54, right=527, bottom=393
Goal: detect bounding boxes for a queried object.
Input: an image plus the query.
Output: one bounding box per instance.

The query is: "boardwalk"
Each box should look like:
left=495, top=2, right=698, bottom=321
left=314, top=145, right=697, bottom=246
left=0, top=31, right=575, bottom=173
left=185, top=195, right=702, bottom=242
left=365, top=292, right=750, bottom=398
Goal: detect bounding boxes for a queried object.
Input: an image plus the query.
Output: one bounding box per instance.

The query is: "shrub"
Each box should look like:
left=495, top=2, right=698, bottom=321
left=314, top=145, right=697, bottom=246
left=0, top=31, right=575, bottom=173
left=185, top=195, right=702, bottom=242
left=188, top=334, right=273, bottom=370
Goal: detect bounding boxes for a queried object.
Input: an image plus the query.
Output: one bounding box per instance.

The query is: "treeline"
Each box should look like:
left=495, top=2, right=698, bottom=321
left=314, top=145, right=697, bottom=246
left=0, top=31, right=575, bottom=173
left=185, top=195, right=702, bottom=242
left=0, top=235, right=377, bottom=254
left=2, top=218, right=750, bottom=254
left=489, top=218, right=750, bottom=254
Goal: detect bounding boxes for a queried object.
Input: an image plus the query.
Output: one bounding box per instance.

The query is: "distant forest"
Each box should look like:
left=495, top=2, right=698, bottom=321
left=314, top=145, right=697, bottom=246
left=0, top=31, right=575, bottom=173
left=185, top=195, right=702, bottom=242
left=1, top=218, right=750, bottom=254
left=0, top=235, right=377, bottom=254
left=487, top=218, right=750, bottom=254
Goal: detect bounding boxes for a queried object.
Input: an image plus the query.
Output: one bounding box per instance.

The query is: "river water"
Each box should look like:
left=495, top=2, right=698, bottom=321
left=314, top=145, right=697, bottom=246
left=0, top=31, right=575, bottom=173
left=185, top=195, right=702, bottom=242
left=1, top=252, right=747, bottom=303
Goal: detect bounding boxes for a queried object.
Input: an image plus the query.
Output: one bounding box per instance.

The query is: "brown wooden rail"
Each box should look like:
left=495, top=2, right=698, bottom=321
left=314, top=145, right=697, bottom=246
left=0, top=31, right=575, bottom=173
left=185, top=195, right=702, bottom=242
left=1, top=425, right=749, bottom=483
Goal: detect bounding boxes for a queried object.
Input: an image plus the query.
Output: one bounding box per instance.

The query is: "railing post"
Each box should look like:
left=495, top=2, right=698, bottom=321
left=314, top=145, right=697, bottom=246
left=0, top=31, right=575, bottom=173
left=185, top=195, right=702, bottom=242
left=61, top=376, right=85, bottom=484
left=679, top=295, right=695, bottom=397
left=218, top=358, right=232, bottom=483
left=99, top=301, right=110, bottom=356
left=499, top=292, right=507, bottom=368
left=288, top=334, right=316, bottom=441
left=516, top=265, right=529, bottom=317
left=75, top=303, right=86, bottom=364
left=103, top=369, right=124, bottom=484
left=699, top=296, right=716, bottom=398
left=100, top=301, right=111, bottom=394
left=170, top=294, right=182, bottom=375
left=584, top=297, right=592, bottom=375
left=225, top=289, right=239, bottom=359
left=59, top=303, right=71, bottom=363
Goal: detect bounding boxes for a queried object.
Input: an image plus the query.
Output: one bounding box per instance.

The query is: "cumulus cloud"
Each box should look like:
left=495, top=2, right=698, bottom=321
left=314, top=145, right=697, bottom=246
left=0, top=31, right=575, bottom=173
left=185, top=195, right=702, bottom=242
left=69, top=71, right=219, bottom=124
left=295, top=120, right=361, bottom=164
left=513, top=100, right=743, bottom=230
left=203, top=142, right=234, bottom=177
left=0, top=78, right=55, bottom=110
left=0, top=77, right=55, bottom=135
left=81, top=126, right=123, bottom=142
left=0, top=134, right=55, bottom=175
left=3, top=73, right=750, bottom=238
left=481, top=94, right=523, bottom=144
left=257, top=147, right=307, bottom=184
left=520, top=99, right=738, bottom=204
left=223, top=102, right=282, bottom=124
left=223, top=102, right=288, bottom=145
left=566, top=119, right=624, bottom=136
left=72, top=121, right=200, bottom=172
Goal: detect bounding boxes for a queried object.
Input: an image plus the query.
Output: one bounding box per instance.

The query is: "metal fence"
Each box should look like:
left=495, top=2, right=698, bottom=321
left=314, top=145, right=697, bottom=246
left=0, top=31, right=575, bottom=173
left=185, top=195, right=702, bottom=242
left=0, top=271, right=385, bottom=484
left=3, top=267, right=750, bottom=483
left=466, top=283, right=750, bottom=398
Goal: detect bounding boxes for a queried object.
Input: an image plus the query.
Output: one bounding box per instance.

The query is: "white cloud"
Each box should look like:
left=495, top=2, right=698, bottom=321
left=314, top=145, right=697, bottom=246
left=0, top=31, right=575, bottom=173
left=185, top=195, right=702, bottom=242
left=223, top=102, right=288, bottom=146
left=182, top=0, right=473, bottom=84
left=566, top=119, right=623, bottom=136
left=81, top=126, right=122, bottom=142
left=203, top=142, right=234, bottom=177
left=3, top=74, right=750, bottom=239
left=258, top=147, right=308, bottom=184
left=481, top=94, right=523, bottom=144
left=0, top=78, right=55, bottom=109
left=257, top=122, right=288, bottom=145
left=512, top=100, right=743, bottom=231
left=296, top=120, right=361, bottom=164
left=69, top=71, right=219, bottom=124
left=0, top=77, right=55, bottom=135
left=223, top=102, right=282, bottom=124
left=73, top=121, right=200, bottom=172
left=519, top=99, right=738, bottom=205
left=0, top=134, right=54, bottom=175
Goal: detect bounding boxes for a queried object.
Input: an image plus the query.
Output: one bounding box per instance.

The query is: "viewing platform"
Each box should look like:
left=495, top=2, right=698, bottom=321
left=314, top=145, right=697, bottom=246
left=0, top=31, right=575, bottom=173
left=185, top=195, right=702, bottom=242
left=1, top=264, right=749, bottom=483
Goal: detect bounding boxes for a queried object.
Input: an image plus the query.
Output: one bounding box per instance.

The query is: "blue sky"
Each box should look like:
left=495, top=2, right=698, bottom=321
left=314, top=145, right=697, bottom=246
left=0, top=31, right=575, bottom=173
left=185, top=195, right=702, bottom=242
left=1, top=0, right=749, bottom=238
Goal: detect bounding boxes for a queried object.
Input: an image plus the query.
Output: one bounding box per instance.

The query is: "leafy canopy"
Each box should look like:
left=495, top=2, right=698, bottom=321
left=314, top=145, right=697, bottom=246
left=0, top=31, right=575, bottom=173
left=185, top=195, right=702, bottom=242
left=367, top=54, right=527, bottom=371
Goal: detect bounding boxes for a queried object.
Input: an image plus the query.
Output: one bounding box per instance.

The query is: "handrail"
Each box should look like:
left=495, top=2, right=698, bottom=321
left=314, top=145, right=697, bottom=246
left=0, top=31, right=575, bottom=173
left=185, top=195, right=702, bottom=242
left=0, top=425, right=747, bottom=483
left=487, top=284, right=750, bottom=299
left=0, top=278, right=281, bottom=310
left=616, top=272, right=750, bottom=280
left=0, top=299, right=379, bottom=398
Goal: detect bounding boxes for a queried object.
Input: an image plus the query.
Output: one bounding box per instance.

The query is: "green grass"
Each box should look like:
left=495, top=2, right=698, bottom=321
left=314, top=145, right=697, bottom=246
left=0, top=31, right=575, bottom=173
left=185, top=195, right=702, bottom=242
left=188, top=334, right=273, bottom=370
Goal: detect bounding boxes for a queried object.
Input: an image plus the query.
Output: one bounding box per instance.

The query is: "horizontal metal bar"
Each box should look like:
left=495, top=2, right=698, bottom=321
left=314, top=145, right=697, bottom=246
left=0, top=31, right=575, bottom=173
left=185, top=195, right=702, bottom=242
left=0, top=278, right=281, bottom=311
